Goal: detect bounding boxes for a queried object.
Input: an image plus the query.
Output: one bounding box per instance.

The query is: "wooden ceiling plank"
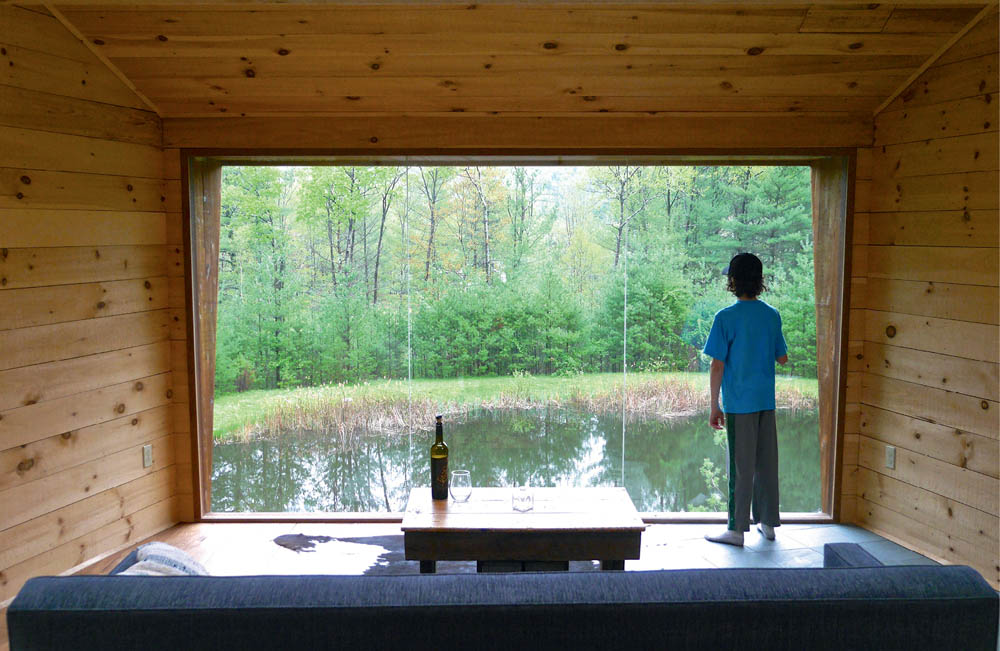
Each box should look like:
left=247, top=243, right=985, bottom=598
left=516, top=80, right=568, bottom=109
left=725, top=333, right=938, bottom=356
left=130, top=71, right=910, bottom=99
left=57, top=6, right=812, bottom=36
left=109, top=54, right=928, bottom=80
left=153, top=96, right=880, bottom=117
left=881, top=6, right=987, bottom=33
left=86, top=32, right=954, bottom=59
left=799, top=5, right=894, bottom=33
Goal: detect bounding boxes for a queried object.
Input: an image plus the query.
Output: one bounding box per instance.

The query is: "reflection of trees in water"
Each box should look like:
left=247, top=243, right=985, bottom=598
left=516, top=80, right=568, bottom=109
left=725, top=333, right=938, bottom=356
left=212, top=408, right=820, bottom=513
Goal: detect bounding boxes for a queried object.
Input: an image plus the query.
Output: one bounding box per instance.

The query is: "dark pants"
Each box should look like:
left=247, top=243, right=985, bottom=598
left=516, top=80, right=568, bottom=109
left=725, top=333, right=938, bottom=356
left=725, top=410, right=780, bottom=532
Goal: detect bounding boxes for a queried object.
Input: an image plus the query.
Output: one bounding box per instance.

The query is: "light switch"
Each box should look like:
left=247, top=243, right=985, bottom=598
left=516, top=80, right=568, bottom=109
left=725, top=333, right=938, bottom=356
left=142, top=444, right=153, bottom=468
left=885, top=445, right=895, bottom=470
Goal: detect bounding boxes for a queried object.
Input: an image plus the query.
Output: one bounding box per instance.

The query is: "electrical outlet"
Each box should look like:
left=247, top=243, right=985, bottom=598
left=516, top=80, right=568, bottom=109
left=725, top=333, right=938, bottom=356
left=142, top=444, right=153, bottom=468
left=885, top=445, right=896, bottom=470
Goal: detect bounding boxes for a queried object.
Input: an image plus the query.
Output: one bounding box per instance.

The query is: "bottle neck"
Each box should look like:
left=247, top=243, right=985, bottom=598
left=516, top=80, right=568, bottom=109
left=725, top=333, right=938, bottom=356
left=435, top=424, right=443, bottom=443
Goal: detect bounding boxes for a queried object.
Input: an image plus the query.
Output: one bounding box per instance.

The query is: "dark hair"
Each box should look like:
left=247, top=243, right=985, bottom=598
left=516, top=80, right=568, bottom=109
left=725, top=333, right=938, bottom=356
left=727, top=274, right=766, bottom=298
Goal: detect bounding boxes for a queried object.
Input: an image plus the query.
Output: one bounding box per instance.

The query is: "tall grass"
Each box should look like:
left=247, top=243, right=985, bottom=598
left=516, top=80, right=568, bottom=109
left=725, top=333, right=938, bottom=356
left=214, top=372, right=818, bottom=442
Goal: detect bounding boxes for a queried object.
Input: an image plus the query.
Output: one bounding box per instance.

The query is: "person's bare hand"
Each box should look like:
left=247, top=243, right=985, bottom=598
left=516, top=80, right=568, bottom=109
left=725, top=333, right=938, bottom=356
left=709, top=406, right=725, bottom=430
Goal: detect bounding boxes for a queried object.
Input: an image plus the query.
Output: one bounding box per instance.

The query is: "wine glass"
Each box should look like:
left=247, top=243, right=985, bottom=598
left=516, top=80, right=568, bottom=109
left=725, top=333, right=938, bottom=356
left=450, top=470, right=472, bottom=502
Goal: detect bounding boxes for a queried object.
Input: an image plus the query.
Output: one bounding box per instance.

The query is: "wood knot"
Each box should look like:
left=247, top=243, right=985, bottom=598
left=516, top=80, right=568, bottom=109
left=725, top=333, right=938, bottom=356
left=981, top=400, right=989, bottom=410
left=614, top=43, right=628, bottom=51
left=166, top=389, right=174, bottom=399
left=277, top=48, right=290, bottom=56
left=17, top=458, right=34, bottom=473
left=96, top=301, right=106, bottom=309
left=134, top=381, right=144, bottom=391
left=62, top=431, right=73, bottom=439
left=157, top=35, right=168, bottom=42
left=115, top=403, right=126, bottom=414
left=20, top=175, right=30, bottom=185
left=369, top=62, right=380, bottom=70
left=15, top=192, right=23, bottom=200
left=885, top=325, right=896, bottom=338
left=244, top=68, right=256, bottom=78
left=93, top=39, right=105, bottom=45
left=720, top=81, right=733, bottom=90
left=848, top=42, right=863, bottom=50
left=369, top=136, right=379, bottom=143
left=582, top=95, right=597, bottom=102
left=542, top=42, right=558, bottom=49
left=145, top=280, right=152, bottom=289
left=132, top=418, right=139, bottom=425
left=345, top=96, right=360, bottom=101
left=746, top=47, right=764, bottom=56
left=913, top=432, right=920, bottom=439
left=1, top=248, right=7, bottom=258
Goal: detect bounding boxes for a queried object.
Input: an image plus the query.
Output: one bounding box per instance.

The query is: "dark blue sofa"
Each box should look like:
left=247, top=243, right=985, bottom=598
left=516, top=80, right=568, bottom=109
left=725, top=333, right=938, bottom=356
left=7, top=544, right=997, bottom=651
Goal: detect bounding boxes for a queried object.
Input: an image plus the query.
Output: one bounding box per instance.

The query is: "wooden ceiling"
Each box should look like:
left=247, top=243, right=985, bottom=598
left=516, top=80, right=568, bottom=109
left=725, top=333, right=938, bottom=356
left=45, top=3, right=990, bottom=119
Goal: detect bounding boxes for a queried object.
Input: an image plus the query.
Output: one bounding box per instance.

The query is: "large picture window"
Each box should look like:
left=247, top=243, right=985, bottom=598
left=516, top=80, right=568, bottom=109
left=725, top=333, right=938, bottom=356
left=184, top=156, right=851, bottom=521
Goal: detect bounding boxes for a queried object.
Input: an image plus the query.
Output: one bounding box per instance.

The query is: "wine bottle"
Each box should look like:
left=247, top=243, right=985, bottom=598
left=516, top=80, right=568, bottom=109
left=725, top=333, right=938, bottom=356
left=430, top=414, right=449, bottom=500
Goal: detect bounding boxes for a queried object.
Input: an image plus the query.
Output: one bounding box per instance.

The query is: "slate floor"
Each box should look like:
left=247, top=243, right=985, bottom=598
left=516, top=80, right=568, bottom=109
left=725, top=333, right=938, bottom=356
left=630, top=523, right=938, bottom=571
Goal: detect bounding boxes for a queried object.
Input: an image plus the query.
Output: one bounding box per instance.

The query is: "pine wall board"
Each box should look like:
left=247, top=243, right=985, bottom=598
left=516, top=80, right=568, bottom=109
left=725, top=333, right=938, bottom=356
left=0, top=5, right=178, bottom=611
left=858, top=6, right=999, bottom=588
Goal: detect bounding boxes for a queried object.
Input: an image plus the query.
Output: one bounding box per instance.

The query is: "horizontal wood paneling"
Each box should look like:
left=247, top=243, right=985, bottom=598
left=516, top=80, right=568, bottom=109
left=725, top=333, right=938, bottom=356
left=0, top=341, right=170, bottom=411
left=0, top=309, right=171, bottom=372
left=856, top=497, right=998, bottom=588
left=861, top=374, right=997, bottom=439
left=0, top=245, right=167, bottom=290
left=0, top=86, right=161, bottom=146
left=875, top=95, right=998, bottom=147
left=883, top=53, right=998, bottom=113
left=0, top=168, right=167, bottom=211
left=868, top=170, right=998, bottom=212
left=862, top=341, right=999, bottom=401
left=867, top=210, right=999, bottom=247
left=0, top=467, right=175, bottom=572
left=858, top=435, right=996, bottom=515
left=0, top=127, right=163, bottom=179
left=163, top=114, right=874, bottom=149
left=872, top=131, right=998, bottom=178
left=863, top=310, right=999, bottom=362
left=0, top=371, right=173, bottom=458
left=0, top=5, right=176, bottom=602
left=866, top=245, right=998, bottom=285
left=862, top=277, right=999, bottom=324
left=0, top=44, right=149, bottom=111
left=0, top=433, right=174, bottom=532
left=0, top=209, right=166, bottom=248
left=934, top=8, right=999, bottom=67
left=0, top=497, right=176, bottom=603
left=0, top=405, right=171, bottom=491
left=860, top=405, right=998, bottom=479
left=0, top=277, right=167, bottom=330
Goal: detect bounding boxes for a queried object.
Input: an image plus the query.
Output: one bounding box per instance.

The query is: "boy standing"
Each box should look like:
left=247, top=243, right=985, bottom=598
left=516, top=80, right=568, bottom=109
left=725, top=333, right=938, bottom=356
left=703, top=253, right=788, bottom=547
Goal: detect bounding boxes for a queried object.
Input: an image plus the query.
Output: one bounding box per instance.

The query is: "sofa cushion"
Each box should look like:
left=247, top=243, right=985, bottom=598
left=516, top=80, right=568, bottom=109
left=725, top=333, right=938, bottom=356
left=823, top=542, right=885, bottom=568
left=8, top=566, right=998, bottom=651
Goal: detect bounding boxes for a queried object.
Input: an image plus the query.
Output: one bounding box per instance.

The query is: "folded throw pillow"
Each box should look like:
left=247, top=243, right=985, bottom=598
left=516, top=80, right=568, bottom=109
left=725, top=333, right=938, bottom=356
left=117, top=541, right=209, bottom=576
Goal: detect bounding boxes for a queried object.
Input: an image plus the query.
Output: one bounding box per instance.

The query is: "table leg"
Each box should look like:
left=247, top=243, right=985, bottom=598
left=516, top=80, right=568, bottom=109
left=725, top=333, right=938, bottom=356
left=600, top=560, right=625, bottom=571
left=420, top=560, right=436, bottom=574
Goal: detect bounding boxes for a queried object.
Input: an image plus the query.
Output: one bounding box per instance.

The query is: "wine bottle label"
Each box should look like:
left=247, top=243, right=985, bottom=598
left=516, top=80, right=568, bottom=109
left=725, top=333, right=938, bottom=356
left=431, top=456, right=449, bottom=499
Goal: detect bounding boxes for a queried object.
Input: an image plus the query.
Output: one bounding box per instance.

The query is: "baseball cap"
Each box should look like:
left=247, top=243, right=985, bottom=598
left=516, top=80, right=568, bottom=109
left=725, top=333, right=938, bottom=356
left=723, top=252, right=763, bottom=279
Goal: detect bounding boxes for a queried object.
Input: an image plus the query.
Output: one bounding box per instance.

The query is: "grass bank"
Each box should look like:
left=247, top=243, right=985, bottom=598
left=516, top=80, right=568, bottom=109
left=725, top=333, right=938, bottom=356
left=214, top=372, right=818, bottom=441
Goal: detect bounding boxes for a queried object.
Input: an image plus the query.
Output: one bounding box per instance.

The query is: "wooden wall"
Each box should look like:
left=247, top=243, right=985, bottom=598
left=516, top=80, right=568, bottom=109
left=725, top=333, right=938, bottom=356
left=0, top=4, right=179, bottom=611
left=855, top=8, right=999, bottom=588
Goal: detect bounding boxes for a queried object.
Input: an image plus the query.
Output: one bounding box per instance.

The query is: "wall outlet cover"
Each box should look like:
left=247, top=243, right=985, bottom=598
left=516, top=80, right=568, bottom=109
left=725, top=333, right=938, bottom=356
left=885, top=445, right=896, bottom=470
left=142, top=444, right=153, bottom=468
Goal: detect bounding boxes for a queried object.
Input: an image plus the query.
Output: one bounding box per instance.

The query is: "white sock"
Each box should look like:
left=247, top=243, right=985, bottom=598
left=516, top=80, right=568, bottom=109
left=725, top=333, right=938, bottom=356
left=758, top=524, right=775, bottom=540
left=705, top=529, right=744, bottom=547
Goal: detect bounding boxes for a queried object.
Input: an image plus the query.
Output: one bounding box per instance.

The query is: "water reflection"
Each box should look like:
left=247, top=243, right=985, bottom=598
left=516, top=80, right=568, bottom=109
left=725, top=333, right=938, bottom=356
left=211, top=408, right=820, bottom=513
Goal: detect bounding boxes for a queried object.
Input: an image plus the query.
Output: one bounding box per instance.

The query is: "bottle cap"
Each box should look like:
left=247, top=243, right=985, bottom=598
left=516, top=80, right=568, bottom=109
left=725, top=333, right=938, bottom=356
left=435, top=414, right=442, bottom=420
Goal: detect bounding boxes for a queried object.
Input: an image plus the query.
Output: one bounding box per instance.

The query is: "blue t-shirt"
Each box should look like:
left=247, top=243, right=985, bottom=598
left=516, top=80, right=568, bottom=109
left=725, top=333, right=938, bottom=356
left=702, top=299, right=788, bottom=414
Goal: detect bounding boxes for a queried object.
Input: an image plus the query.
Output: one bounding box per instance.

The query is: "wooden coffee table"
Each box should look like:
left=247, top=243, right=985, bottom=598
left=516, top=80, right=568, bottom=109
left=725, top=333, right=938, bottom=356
left=401, top=486, right=645, bottom=573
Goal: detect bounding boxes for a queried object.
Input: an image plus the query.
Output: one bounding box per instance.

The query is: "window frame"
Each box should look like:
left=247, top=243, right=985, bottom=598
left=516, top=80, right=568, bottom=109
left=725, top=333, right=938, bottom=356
left=181, top=150, right=855, bottom=524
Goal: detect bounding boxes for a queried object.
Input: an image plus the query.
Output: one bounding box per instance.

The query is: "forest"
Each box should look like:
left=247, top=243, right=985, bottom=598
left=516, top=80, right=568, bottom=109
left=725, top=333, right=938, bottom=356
left=213, top=164, right=817, bottom=395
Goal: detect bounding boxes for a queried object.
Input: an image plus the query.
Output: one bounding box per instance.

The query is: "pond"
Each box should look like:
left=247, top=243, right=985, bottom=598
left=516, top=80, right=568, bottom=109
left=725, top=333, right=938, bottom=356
left=210, top=408, right=821, bottom=514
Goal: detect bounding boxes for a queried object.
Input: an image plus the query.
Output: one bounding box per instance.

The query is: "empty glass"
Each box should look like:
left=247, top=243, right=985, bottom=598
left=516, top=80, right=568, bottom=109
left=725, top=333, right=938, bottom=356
left=450, top=470, right=472, bottom=502
left=512, top=484, right=533, bottom=512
